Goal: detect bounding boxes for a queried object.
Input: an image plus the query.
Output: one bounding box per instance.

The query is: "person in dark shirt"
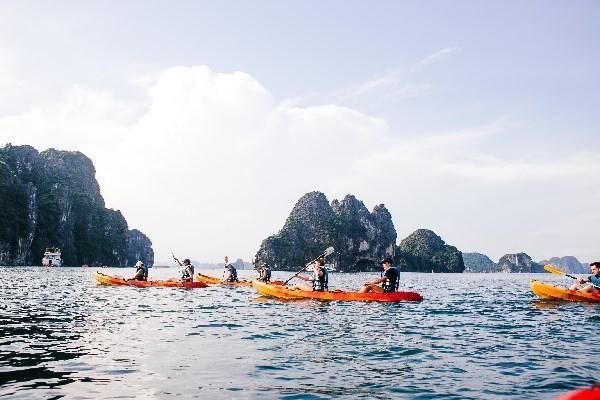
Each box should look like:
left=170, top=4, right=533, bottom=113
left=570, top=262, right=600, bottom=294
left=359, top=257, right=399, bottom=293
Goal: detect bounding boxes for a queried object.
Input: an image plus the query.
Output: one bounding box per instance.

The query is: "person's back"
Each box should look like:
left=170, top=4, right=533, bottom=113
left=224, top=265, right=238, bottom=282
left=382, top=267, right=400, bottom=292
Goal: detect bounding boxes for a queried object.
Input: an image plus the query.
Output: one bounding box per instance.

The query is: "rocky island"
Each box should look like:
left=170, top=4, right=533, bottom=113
left=255, top=191, right=464, bottom=272
left=0, top=144, right=153, bottom=267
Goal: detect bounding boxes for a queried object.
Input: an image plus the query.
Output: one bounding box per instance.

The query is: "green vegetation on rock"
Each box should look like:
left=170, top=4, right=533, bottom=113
left=0, top=144, right=153, bottom=267
left=396, top=229, right=464, bottom=273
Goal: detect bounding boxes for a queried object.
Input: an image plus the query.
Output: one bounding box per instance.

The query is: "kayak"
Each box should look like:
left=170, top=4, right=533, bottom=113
left=196, top=273, right=252, bottom=286
left=530, top=280, right=600, bottom=303
left=94, top=272, right=208, bottom=288
left=556, top=386, right=600, bottom=400
left=252, top=280, right=423, bottom=302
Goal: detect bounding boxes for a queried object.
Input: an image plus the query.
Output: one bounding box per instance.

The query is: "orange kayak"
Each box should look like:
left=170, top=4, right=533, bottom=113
left=556, top=386, right=600, bottom=400
left=252, top=280, right=423, bottom=302
left=530, top=280, right=600, bottom=303
left=94, top=272, right=208, bottom=288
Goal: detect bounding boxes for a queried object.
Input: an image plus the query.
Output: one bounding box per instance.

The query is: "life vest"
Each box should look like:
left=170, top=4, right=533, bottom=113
left=312, top=267, right=328, bottom=292
left=589, top=274, right=600, bottom=287
left=381, top=267, right=400, bottom=293
left=134, top=267, right=146, bottom=281
left=182, top=265, right=194, bottom=281
left=259, top=268, right=271, bottom=282
left=225, top=266, right=238, bottom=282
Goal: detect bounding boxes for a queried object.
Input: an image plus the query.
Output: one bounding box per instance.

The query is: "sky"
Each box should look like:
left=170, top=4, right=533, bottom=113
left=1, top=1, right=599, bottom=264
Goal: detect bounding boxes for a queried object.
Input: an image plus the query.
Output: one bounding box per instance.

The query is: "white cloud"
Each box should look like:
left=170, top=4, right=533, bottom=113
left=0, top=64, right=598, bottom=263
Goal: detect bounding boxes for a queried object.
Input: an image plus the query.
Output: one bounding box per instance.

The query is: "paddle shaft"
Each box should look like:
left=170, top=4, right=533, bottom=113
left=283, top=251, right=330, bottom=286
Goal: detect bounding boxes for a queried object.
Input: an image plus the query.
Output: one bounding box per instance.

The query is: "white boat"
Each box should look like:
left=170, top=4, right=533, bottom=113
left=42, top=247, right=62, bottom=267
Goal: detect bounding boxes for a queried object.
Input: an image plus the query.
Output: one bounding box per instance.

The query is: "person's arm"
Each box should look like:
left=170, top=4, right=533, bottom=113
left=296, top=274, right=310, bottom=281
left=366, top=276, right=386, bottom=285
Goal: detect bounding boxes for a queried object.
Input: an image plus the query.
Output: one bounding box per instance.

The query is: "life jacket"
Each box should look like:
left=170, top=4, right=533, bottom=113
left=589, top=274, right=600, bottom=287
left=182, top=264, right=194, bottom=281
left=225, top=266, right=238, bottom=282
left=135, top=267, right=146, bottom=281
left=259, top=268, right=271, bottom=282
left=312, top=267, right=328, bottom=292
left=381, top=267, right=400, bottom=293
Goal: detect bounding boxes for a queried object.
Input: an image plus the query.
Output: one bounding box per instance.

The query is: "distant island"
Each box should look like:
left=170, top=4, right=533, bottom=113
left=0, top=144, right=153, bottom=267
left=463, top=252, right=588, bottom=274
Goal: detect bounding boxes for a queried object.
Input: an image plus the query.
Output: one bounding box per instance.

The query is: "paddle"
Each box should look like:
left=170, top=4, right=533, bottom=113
left=544, top=264, right=600, bottom=290
left=282, top=247, right=335, bottom=286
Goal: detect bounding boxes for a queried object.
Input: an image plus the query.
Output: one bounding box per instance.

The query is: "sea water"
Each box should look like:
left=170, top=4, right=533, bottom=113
left=0, top=267, right=598, bottom=399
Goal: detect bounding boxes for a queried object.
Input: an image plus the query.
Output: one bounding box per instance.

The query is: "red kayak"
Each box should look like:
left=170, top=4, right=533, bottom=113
left=557, top=386, right=600, bottom=400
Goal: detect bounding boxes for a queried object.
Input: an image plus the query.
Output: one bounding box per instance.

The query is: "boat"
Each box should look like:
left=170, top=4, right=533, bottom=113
left=94, top=272, right=208, bottom=288
left=42, top=247, right=62, bottom=267
left=556, top=386, right=600, bottom=400
left=196, top=273, right=284, bottom=286
left=196, top=273, right=253, bottom=286
left=252, top=280, right=423, bottom=302
left=530, top=280, right=600, bottom=303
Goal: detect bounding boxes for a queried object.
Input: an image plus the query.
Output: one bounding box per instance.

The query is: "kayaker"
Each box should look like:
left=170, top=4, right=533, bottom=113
left=359, top=257, right=399, bottom=293
left=289, top=258, right=328, bottom=291
left=257, top=262, right=272, bottom=283
left=126, top=260, right=146, bottom=281
left=569, top=262, right=600, bottom=294
left=223, top=256, right=239, bottom=283
left=174, top=257, right=195, bottom=282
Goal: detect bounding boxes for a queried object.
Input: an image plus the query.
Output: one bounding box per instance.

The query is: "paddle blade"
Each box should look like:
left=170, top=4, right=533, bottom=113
left=544, top=264, right=565, bottom=276
left=323, top=247, right=334, bottom=257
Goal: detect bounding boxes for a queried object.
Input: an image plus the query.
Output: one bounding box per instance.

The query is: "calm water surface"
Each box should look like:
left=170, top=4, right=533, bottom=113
left=0, top=267, right=598, bottom=399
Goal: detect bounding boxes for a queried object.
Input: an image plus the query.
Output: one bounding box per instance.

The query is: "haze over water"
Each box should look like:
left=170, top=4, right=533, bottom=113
left=0, top=267, right=598, bottom=399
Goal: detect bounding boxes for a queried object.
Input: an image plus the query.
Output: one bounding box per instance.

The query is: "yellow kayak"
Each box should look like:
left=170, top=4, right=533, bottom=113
left=195, top=273, right=252, bottom=286
left=530, top=280, right=600, bottom=303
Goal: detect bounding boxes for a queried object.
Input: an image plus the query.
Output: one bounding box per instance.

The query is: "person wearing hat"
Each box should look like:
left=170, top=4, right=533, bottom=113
left=569, top=261, right=600, bottom=294
left=359, top=257, right=399, bottom=293
left=174, top=256, right=195, bottom=282
left=127, top=260, right=147, bottom=281
left=256, top=262, right=272, bottom=283
left=289, top=257, right=328, bottom=292
left=222, top=256, right=239, bottom=283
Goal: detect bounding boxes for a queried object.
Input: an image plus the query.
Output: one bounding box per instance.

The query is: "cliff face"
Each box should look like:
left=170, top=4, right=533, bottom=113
left=126, top=229, right=154, bottom=267
left=538, top=256, right=587, bottom=274
left=396, top=229, right=464, bottom=273
left=0, top=144, right=153, bottom=267
left=463, top=252, right=497, bottom=273
left=255, top=192, right=396, bottom=271
left=497, top=253, right=543, bottom=273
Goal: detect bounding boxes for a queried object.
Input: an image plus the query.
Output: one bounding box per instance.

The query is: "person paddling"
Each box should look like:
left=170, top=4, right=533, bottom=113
left=359, top=257, right=399, bottom=293
left=256, top=262, right=272, bottom=283
left=174, top=257, right=195, bottom=282
left=569, top=262, right=600, bottom=294
left=289, top=258, right=328, bottom=292
left=223, top=256, right=239, bottom=283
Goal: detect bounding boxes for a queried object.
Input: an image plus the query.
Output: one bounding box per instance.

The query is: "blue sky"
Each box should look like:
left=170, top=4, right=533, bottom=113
left=1, top=1, right=599, bottom=263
